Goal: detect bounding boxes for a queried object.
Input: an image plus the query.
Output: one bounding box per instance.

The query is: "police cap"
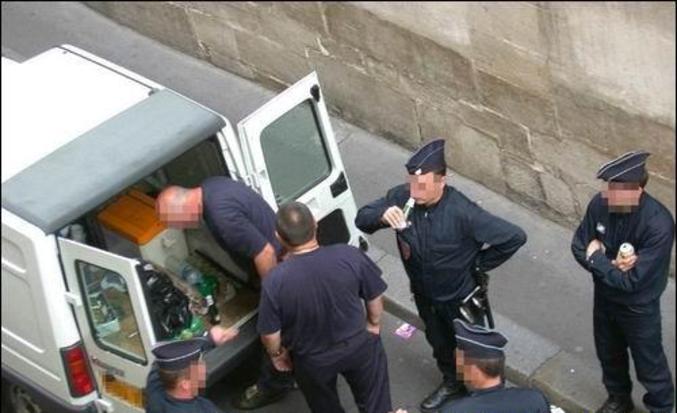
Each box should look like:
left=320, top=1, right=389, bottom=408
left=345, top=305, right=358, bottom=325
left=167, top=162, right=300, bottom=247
left=596, top=150, right=650, bottom=183
left=405, top=139, right=446, bottom=175
left=453, top=319, right=508, bottom=359
left=152, top=337, right=209, bottom=371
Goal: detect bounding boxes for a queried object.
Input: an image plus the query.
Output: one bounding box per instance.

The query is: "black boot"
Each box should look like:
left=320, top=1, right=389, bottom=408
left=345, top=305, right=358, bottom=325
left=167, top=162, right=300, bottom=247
left=420, top=382, right=467, bottom=412
left=595, top=394, right=634, bottom=413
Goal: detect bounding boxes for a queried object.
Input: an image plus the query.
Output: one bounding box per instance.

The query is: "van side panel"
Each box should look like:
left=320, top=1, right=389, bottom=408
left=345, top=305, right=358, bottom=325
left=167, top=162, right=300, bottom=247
left=1, top=209, right=96, bottom=406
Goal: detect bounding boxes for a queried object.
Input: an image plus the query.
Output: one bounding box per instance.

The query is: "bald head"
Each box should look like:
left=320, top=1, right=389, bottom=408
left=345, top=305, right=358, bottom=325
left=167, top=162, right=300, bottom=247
left=156, top=186, right=203, bottom=228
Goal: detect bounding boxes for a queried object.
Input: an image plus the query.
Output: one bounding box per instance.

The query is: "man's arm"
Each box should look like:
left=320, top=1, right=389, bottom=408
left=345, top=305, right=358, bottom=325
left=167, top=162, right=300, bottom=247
left=365, top=294, right=384, bottom=335
left=261, top=332, right=292, bottom=372
left=586, top=220, right=674, bottom=292
left=355, top=186, right=407, bottom=234
left=470, top=207, right=527, bottom=273
left=253, top=243, right=278, bottom=278
left=571, top=200, right=598, bottom=271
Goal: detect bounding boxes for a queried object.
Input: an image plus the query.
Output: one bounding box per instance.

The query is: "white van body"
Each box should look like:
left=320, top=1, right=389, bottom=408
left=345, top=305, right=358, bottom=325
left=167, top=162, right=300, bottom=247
left=1, top=45, right=368, bottom=413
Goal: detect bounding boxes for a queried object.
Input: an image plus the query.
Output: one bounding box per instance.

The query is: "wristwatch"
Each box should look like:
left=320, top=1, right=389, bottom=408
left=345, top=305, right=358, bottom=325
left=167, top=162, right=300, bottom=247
left=268, top=347, right=284, bottom=358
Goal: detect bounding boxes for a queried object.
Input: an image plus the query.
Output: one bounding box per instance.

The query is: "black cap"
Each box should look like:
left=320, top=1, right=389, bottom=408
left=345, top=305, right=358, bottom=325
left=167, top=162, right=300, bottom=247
left=596, top=150, right=650, bottom=183
left=453, top=319, right=508, bottom=359
left=405, top=139, right=446, bottom=175
left=152, top=337, right=210, bottom=371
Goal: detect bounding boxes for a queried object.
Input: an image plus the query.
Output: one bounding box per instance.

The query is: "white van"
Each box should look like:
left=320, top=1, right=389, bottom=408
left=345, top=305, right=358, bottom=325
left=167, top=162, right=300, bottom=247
left=1, top=45, right=368, bottom=413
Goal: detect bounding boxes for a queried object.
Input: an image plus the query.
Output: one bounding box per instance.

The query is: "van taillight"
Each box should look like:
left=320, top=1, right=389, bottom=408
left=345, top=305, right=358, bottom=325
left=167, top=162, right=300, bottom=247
left=61, top=343, right=95, bottom=397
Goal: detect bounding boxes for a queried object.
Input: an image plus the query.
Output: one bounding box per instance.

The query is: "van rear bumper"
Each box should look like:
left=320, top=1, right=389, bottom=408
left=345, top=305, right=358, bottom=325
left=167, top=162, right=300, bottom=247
left=2, top=364, right=97, bottom=413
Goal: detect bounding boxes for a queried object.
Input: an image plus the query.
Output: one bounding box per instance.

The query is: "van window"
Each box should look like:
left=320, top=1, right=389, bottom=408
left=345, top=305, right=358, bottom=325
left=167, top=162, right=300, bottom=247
left=260, top=100, right=331, bottom=204
left=76, top=261, right=146, bottom=363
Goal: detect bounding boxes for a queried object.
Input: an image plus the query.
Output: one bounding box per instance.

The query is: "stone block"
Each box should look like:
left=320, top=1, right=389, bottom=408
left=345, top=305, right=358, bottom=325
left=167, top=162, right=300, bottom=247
left=93, top=2, right=201, bottom=59
left=453, top=102, right=532, bottom=160
left=180, top=2, right=261, bottom=33
left=530, top=132, right=609, bottom=185
left=255, top=4, right=324, bottom=54
left=443, top=123, right=506, bottom=194
left=308, top=50, right=420, bottom=149
left=502, top=154, right=546, bottom=203
left=571, top=182, right=600, bottom=219
left=325, top=3, right=476, bottom=103
left=189, top=13, right=240, bottom=61
left=531, top=350, right=607, bottom=413
left=540, top=172, right=577, bottom=217
left=418, top=101, right=466, bottom=145
left=272, top=2, right=326, bottom=35
left=477, top=70, right=558, bottom=137
left=318, top=38, right=364, bottom=68
left=552, top=82, right=617, bottom=152
left=235, top=30, right=311, bottom=89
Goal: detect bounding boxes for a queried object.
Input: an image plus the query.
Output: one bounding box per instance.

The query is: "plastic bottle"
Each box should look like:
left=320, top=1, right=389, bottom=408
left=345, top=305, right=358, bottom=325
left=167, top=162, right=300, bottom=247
left=197, top=275, right=221, bottom=325
left=165, top=256, right=203, bottom=286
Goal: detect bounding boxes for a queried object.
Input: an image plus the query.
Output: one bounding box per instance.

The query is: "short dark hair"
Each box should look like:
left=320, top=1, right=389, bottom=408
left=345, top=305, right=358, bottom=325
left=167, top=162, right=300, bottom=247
left=466, top=355, right=505, bottom=378
left=158, top=367, right=189, bottom=391
left=276, top=202, right=316, bottom=247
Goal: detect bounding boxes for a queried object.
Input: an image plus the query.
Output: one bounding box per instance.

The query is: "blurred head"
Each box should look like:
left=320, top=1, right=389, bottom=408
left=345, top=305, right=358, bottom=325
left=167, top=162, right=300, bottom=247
left=596, top=150, right=650, bottom=213
left=455, top=349, right=505, bottom=388
left=601, top=180, right=644, bottom=213
left=408, top=169, right=446, bottom=206
left=159, top=359, right=206, bottom=397
left=155, top=186, right=203, bottom=228
left=275, top=201, right=317, bottom=248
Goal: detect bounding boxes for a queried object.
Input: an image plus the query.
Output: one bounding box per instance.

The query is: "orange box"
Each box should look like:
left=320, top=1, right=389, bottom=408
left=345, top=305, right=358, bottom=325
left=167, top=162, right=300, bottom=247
left=97, top=191, right=166, bottom=245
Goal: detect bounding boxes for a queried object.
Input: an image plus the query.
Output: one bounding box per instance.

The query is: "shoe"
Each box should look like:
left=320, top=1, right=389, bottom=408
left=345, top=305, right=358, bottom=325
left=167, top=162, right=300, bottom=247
left=232, top=384, right=287, bottom=410
left=595, top=394, right=634, bottom=413
left=420, top=382, right=467, bottom=412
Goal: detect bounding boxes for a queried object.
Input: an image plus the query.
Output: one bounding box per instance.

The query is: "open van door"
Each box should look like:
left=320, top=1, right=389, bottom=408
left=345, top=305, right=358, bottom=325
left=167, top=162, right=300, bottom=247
left=237, top=72, right=363, bottom=247
left=58, top=237, right=154, bottom=413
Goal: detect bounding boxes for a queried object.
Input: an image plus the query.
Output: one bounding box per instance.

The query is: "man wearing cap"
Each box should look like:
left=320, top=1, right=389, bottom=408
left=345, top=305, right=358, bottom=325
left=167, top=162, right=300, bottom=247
left=146, top=325, right=238, bottom=413
left=442, top=319, right=550, bottom=412
left=355, top=139, right=527, bottom=411
left=571, top=151, right=675, bottom=413
left=258, top=201, right=392, bottom=413
left=156, top=177, right=295, bottom=409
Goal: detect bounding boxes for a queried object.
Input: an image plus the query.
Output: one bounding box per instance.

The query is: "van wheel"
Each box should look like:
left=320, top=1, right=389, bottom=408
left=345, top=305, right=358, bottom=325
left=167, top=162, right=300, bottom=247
left=8, top=383, right=42, bottom=413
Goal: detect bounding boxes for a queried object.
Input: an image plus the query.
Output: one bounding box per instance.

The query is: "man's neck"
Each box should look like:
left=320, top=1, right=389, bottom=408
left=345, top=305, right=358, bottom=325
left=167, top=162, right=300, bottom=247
left=471, top=375, right=502, bottom=390
left=289, top=239, right=320, bottom=255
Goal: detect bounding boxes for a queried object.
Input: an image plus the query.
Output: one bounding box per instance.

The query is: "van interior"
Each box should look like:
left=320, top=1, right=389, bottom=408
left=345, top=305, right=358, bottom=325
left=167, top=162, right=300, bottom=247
left=57, top=136, right=259, bottom=359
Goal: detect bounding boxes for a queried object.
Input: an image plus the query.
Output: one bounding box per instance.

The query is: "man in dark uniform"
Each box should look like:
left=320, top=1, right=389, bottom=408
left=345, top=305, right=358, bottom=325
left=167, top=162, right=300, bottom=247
left=145, top=325, right=238, bottom=413
left=355, top=139, right=527, bottom=411
left=257, top=201, right=392, bottom=413
left=571, top=150, right=675, bottom=413
left=155, top=176, right=295, bottom=409
left=441, top=319, right=550, bottom=412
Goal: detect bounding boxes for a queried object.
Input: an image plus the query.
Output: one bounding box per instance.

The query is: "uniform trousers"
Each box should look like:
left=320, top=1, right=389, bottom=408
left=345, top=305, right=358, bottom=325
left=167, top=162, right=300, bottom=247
left=292, top=331, right=391, bottom=413
left=594, top=294, right=674, bottom=413
left=414, top=295, right=464, bottom=385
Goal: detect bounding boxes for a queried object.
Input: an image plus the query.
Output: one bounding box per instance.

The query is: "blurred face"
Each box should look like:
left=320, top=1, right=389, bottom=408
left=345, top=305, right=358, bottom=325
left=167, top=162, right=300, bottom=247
left=601, top=182, right=643, bottom=213
left=408, top=171, right=445, bottom=206
left=187, top=360, right=207, bottom=396
left=156, top=188, right=202, bottom=228
left=455, top=349, right=483, bottom=389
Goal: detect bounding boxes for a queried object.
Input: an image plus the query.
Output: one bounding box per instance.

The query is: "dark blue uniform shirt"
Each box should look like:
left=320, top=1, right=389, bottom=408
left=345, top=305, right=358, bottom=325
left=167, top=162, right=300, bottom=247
left=571, top=192, right=675, bottom=304
left=441, top=383, right=550, bottom=413
left=356, top=185, right=526, bottom=302
left=257, top=245, right=387, bottom=357
left=201, top=177, right=282, bottom=259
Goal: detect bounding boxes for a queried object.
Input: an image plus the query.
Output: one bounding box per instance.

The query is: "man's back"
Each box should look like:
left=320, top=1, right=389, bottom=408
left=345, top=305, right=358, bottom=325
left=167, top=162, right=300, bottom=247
left=257, top=244, right=385, bottom=357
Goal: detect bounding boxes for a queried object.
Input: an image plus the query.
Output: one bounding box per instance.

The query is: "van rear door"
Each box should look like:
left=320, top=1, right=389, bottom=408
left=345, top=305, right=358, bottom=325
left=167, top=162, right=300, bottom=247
left=58, top=237, right=154, bottom=413
left=237, top=72, right=363, bottom=247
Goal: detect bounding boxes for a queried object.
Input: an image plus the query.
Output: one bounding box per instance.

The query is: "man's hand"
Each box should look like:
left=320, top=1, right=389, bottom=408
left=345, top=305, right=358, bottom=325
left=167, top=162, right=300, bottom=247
left=270, top=347, right=293, bottom=372
left=366, top=321, right=380, bottom=336
left=586, top=239, right=605, bottom=260
left=381, top=206, right=406, bottom=229
left=209, top=326, right=239, bottom=346
left=612, top=254, right=638, bottom=272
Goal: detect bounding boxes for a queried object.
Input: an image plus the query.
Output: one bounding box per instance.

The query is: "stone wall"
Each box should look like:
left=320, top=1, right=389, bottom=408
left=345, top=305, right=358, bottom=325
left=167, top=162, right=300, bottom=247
left=84, top=1, right=675, bottom=228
